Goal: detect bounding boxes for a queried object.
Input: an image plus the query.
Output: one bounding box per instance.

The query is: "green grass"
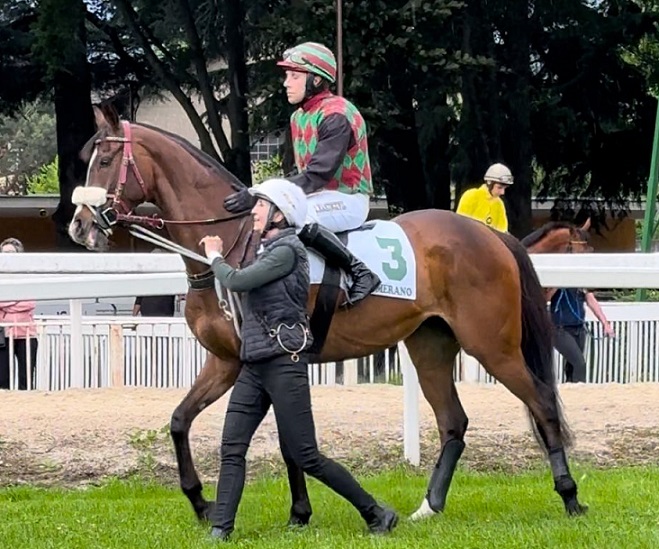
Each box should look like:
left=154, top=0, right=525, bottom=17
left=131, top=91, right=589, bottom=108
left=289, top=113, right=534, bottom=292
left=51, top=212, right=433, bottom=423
left=1, top=467, right=659, bottom=548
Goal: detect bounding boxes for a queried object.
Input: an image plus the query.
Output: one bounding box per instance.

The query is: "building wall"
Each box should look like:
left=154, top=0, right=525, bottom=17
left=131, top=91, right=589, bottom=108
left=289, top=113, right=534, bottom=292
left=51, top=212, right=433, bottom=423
left=0, top=217, right=158, bottom=252
left=135, top=93, right=285, bottom=163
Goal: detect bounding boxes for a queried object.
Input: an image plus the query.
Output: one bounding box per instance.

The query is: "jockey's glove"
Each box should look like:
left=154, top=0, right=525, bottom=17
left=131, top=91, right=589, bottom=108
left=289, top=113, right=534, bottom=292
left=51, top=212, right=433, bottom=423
left=224, top=188, right=256, bottom=213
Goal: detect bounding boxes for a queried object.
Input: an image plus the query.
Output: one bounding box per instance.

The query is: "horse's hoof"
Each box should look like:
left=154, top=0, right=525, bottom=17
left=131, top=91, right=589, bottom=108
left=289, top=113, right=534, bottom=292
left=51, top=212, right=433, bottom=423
left=566, top=501, right=588, bottom=516
left=287, top=514, right=311, bottom=528
left=197, top=501, right=216, bottom=523
left=410, top=498, right=438, bottom=521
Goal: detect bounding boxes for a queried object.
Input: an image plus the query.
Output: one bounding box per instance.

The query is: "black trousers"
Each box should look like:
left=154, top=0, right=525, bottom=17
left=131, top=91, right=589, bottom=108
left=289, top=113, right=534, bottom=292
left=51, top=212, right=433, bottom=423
left=0, top=338, right=38, bottom=390
left=554, top=325, right=587, bottom=383
left=211, top=359, right=378, bottom=532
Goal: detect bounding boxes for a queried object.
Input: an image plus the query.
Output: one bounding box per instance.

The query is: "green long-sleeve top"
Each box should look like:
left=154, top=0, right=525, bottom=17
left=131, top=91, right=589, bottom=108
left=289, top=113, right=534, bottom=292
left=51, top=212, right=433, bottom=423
left=210, top=245, right=297, bottom=292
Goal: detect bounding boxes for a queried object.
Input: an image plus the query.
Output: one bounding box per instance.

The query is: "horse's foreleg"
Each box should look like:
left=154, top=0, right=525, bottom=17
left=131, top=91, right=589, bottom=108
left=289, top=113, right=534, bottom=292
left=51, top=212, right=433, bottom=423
left=170, top=354, right=239, bottom=521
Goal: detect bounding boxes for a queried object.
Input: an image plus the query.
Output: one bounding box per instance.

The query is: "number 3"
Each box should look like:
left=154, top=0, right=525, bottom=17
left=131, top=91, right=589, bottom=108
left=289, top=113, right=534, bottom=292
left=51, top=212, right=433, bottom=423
left=376, top=237, right=407, bottom=281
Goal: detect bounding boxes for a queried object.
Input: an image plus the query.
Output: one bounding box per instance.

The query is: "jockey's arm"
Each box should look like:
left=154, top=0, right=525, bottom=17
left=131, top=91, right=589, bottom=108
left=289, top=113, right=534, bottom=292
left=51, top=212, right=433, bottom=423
left=209, top=245, right=296, bottom=292
left=288, top=114, right=353, bottom=194
left=495, top=202, right=509, bottom=233
left=456, top=189, right=476, bottom=216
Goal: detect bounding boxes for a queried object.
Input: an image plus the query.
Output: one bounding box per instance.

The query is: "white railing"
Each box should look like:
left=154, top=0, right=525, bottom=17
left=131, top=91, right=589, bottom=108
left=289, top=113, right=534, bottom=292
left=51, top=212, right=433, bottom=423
left=1, top=303, right=657, bottom=391
left=1, top=252, right=659, bottom=301
left=0, top=317, right=402, bottom=391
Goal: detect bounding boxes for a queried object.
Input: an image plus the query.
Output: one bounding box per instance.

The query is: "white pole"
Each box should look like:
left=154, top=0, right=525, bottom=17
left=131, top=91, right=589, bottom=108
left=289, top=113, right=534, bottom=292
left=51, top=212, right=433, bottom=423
left=400, top=342, right=420, bottom=466
left=69, top=299, right=84, bottom=388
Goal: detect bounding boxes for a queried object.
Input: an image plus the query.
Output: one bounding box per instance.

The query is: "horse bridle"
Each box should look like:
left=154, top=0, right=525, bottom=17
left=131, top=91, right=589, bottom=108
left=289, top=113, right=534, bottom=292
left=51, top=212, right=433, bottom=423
left=89, top=121, right=249, bottom=232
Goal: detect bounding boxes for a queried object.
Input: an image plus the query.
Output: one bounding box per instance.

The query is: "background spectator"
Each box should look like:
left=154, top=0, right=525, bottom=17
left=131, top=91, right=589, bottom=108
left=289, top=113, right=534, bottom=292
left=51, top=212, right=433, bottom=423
left=0, top=238, right=38, bottom=390
left=132, top=248, right=177, bottom=317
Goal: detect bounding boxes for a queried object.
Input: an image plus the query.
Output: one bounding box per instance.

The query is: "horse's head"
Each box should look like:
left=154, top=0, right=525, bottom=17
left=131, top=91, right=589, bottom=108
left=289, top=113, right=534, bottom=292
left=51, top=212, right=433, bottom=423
left=69, top=106, right=157, bottom=251
left=522, top=218, right=593, bottom=254
left=566, top=218, right=593, bottom=254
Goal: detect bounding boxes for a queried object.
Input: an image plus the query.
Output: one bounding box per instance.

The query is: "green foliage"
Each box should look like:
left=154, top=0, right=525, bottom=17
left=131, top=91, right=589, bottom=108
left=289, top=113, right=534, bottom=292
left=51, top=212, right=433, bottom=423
left=32, top=0, right=89, bottom=79
left=26, top=157, right=59, bottom=195
left=0, top=99, right=57, bottom=195
left=252, top=154, right=284, bottom=183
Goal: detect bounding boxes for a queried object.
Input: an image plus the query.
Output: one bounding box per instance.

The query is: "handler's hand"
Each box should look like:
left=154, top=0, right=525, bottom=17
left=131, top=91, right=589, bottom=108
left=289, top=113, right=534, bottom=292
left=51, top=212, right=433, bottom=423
left=199, top=235, right=224, bottom=255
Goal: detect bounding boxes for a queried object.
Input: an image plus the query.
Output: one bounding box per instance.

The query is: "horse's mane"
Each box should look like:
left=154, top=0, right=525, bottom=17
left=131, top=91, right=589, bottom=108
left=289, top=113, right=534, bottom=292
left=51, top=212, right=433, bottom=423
left=136, top=122, right=246, bottom=192
left=520, top=221, right=575, bottom=248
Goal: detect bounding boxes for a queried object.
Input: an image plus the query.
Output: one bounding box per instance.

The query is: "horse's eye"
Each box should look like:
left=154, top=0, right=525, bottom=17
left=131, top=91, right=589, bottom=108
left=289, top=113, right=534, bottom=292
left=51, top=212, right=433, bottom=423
left=99, top=158, right=111, bottom=167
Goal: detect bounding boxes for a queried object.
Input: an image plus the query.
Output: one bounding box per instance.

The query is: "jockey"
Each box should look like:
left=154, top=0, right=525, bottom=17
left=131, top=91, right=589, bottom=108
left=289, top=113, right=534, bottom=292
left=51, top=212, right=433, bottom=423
left=224, top=41, right=380, bottom=308
left=456, top=163, right=513, bottom=233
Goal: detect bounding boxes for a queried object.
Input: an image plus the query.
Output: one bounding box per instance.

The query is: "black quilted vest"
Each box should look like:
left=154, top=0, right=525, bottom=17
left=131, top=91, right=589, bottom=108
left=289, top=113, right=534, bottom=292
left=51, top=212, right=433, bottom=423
left=240, top=229, right=313, bottom=363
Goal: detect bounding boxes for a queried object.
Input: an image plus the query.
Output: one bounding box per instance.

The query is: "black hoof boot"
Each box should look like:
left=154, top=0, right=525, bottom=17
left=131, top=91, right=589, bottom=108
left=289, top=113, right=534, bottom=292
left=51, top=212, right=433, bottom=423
left=366, top=505, right=399, bottom=535
left=210, top=527, right=231, bottom=541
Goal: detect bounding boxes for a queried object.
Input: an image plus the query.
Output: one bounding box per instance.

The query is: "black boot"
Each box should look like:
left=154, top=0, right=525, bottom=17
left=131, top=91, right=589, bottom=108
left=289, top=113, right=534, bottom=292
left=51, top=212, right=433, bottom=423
left=209, top=527, right=231, bottom=541
left=363, top=505, right=398, bottom=534
left=299, top=223, right=381, bottom=307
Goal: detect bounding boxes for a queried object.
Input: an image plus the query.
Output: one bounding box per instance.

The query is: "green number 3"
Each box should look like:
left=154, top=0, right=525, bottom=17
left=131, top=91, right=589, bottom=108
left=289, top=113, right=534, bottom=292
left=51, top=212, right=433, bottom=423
left=376, top=237, right=407, bottom=281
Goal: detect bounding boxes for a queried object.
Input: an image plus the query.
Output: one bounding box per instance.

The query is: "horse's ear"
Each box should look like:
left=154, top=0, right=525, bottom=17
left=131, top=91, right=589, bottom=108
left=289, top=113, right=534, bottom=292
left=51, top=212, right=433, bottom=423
left=100, top=103, right=121, bottom=132
left=580, top=217, right=591, bottom=231
left=93, top=105, right=110, bottom=132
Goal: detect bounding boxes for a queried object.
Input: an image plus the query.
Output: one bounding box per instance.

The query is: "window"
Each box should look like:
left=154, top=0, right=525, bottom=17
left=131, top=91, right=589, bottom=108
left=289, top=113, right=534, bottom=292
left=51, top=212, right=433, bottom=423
left=250, top=131, right=284, bottom=162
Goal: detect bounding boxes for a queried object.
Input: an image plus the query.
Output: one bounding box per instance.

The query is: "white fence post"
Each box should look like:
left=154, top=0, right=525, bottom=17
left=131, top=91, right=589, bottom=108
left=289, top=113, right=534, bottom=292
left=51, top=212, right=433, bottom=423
left=400, top=342, right=420, bottom=466
left=109, top=324, right=124, bottom=387
left=69, top=299, right=84, bottom=388
left=343, top=359, right=359, bottom=385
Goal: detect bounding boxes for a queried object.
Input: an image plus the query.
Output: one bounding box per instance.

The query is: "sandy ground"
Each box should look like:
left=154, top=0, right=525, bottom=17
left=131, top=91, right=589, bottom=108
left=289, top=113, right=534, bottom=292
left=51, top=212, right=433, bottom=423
left=2, top=383, right=659, bottom=486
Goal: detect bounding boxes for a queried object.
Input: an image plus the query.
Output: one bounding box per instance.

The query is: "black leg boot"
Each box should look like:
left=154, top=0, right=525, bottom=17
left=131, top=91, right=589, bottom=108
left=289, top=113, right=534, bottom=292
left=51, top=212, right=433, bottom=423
left=299, top=223, right=381, bottom=307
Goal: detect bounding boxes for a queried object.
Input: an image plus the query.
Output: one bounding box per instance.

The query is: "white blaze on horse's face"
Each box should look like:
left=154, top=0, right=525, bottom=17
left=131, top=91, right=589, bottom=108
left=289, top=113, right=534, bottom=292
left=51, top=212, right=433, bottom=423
left=68, top=144, right=112, bottom=250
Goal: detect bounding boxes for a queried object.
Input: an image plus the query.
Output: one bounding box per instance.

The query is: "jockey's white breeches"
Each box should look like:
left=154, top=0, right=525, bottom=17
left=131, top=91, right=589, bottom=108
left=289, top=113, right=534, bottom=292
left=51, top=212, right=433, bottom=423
left=305, top=190, right=370, bottom=233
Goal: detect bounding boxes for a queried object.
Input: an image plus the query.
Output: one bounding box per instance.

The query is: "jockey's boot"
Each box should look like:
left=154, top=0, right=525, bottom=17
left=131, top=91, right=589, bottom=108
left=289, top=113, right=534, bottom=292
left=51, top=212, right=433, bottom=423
left=298, top=223, right=381, bottom=308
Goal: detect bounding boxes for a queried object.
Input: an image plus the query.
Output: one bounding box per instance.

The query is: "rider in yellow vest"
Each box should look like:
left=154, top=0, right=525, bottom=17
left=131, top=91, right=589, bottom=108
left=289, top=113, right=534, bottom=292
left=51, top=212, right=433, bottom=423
left=456, top=163, right=513, bottom=232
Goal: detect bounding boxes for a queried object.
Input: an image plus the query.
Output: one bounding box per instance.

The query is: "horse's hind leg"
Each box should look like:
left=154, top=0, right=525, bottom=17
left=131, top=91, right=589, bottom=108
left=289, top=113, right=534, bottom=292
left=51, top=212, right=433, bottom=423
left=170, top=354, right=313, bottom=524
left=403, top=318, right=467, bottom=521
left=476, top=347, right=587, bottom=516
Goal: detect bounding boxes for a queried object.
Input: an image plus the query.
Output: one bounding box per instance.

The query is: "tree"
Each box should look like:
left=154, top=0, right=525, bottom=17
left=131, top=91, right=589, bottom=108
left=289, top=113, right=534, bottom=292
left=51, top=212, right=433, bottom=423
left=32, top=0, right=97, bottom=249
left=0, top=100, right=56, bottom=194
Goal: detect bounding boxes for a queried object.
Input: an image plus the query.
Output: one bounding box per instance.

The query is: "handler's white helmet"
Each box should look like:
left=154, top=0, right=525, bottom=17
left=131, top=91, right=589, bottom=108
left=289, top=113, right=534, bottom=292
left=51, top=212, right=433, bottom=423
left=484, top=163, right=514, bottom=185
left=249, top=178, right=308, bottom=229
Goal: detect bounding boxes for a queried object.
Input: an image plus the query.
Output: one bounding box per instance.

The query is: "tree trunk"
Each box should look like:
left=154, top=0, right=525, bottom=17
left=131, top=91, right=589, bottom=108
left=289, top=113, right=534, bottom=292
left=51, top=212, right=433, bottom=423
left=377, top=69, right=427, bottom=213
left=500, top=0, right=533, bottom=237
left=455, top=0, right=495, bottom=201
left=224, top=0, right=252, bottom=185
left=49, top=5, right=96, bottom=250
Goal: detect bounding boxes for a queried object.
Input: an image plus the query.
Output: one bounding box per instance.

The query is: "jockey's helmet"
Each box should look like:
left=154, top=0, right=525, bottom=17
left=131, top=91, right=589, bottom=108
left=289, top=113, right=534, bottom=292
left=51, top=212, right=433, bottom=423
left=249, top=179, right=308, bottom=229
left=277, top=42, right=337, bottom=84
left=484, top=163, right=514, bottom=185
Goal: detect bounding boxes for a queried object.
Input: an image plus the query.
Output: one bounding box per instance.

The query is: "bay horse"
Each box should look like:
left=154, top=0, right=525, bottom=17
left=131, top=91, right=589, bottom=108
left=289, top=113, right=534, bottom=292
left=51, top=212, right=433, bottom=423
left=67, top=108, right=586, bottom=524
left=522, top=219, right=593, bottom=254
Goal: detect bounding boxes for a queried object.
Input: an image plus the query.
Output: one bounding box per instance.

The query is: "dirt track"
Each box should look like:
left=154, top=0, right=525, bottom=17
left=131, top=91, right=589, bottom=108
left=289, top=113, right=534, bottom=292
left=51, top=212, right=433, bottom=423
left=2, top=383, right=659, bottom=486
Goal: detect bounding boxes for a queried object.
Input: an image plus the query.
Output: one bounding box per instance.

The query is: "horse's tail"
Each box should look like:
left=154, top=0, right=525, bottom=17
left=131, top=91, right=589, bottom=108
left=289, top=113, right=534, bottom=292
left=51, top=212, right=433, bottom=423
left=496, top=231, right=573, bottom=449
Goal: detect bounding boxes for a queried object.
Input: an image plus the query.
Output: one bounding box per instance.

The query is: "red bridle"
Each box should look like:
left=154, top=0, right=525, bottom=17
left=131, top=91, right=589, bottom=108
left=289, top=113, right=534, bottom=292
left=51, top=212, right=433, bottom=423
left=92, top=121, right=248, bottom=230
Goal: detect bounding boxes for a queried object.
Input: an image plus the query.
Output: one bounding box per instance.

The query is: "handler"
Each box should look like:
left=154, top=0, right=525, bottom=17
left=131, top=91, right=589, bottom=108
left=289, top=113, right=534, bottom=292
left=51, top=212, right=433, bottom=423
left=200, top=178, right=398, bottom=541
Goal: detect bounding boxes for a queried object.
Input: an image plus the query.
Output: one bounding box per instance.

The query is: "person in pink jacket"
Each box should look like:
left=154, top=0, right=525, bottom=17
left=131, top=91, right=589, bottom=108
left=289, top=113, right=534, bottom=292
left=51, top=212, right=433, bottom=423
left=0, top=238, right=38, bottom=390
